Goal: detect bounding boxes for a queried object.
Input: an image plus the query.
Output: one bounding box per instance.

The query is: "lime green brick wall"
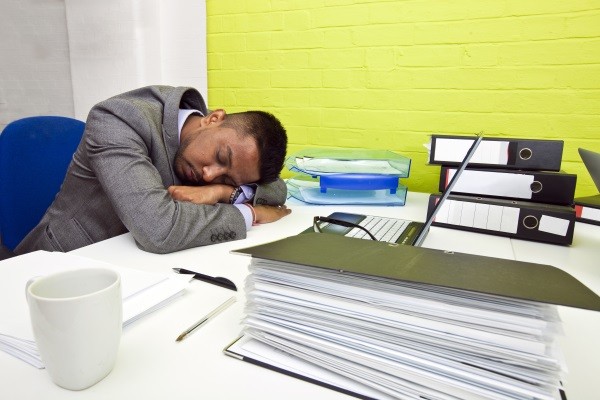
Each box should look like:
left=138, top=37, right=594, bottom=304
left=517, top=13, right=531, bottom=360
left=207, top=1, right=600, bottom=197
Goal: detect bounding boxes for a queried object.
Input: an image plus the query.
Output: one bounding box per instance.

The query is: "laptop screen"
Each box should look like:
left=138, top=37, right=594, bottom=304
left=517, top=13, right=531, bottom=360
left=413, top=132, right=484, bottom=247
left=579, top=148, right=600, bottom=192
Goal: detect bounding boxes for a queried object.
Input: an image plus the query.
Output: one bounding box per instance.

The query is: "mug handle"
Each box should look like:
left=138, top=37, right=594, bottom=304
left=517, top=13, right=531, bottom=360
left=25, top=276, right=41, bottom=302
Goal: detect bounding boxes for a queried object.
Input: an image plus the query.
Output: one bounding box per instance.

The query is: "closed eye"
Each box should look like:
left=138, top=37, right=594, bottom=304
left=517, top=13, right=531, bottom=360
left=216, top=147, right=232, bottom=167
left=216, top=147, right=237, bottom=186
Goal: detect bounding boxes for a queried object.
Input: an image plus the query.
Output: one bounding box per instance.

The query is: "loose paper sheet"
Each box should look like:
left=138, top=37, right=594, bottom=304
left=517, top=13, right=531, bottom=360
left=0, top=251, right=189, bottom=368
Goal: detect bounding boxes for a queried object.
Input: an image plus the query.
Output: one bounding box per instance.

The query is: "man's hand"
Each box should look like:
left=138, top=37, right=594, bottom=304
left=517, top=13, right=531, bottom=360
left=168, top=185, right=291, bottom=223
left=168, top=184, right=233, bottom=205
left=253, top=204, right=292, bottom=224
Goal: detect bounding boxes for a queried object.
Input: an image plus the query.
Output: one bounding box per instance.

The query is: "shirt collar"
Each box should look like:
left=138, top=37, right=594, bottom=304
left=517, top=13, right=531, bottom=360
left=177, top=109, right=204, bottom=141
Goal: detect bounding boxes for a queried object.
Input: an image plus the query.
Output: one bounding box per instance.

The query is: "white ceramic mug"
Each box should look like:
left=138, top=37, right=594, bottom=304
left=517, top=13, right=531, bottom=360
left=26, top=268, right=122, bottom=390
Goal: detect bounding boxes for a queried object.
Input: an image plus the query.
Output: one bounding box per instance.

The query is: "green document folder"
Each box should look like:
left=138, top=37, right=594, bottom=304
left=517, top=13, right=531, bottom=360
left=234, top=232, right=600, bottom=312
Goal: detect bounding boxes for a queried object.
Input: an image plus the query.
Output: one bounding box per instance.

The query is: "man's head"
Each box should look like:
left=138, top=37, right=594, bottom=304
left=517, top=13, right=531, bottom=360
left=174, top=109, right=287, bottom=187
left=221, top=111, right=287, bottom=184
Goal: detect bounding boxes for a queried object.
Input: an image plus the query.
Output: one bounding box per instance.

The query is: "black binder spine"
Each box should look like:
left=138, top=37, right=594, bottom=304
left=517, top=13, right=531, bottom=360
left=438, top=167, right=577, bottom=205
left=429, top=135, right=564, bottom=171
left=427, top=194, right=576, bottom=245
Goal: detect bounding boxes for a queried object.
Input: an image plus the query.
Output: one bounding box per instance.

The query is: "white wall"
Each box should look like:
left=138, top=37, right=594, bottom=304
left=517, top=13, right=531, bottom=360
left=65, top=0, right=207, bottom=121
left=0, top=0, right=75, bottom=129
left=0, top=0, right=207, bottom=128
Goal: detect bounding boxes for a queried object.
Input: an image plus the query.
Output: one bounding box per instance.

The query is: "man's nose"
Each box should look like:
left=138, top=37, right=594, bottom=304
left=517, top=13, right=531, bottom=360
left=202, top=165, right=226, bottom=182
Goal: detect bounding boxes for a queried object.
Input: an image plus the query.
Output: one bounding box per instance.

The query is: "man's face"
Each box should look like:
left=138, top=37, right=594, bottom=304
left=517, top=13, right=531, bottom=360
left=174, top=120, right=260, bottom=187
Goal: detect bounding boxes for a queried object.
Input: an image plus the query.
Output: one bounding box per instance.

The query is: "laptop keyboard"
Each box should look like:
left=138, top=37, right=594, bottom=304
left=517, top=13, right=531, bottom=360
left=345, top=215, right=410, bottom=243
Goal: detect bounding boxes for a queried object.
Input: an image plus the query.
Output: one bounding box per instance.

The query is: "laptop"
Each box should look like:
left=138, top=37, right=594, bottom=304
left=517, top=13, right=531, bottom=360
left=310, top=133, right=483, bottom=247
left=579, top=148, right=600, bottom=192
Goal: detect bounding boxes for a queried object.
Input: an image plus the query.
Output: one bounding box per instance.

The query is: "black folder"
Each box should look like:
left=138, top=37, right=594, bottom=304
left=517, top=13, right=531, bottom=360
left=439, top=167, right=577, bottom=205
left=427, top=194, right=576, bottom=245
left=429, top=135, right=564, bottom=171
left=233, top=232, right=600, bottom=312
left=574, top=194, right=600, bottom=226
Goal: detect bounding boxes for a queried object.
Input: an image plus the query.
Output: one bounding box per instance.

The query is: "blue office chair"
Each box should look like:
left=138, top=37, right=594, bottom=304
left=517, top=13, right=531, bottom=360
left=0, top=116, right=85, bottom=251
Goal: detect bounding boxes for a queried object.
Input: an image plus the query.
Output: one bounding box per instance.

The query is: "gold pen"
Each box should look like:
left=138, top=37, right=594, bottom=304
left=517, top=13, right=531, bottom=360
left=176, top=296, right=237, bottom=342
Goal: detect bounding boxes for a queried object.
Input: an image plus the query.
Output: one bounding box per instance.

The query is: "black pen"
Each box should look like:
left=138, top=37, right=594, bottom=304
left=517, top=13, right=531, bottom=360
left=172, top=268, right=237, bottom=291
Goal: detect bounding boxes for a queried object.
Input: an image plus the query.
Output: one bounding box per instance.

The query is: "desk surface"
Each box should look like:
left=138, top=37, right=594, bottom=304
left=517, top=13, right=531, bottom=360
left=3, top=192, right=599, bottom=399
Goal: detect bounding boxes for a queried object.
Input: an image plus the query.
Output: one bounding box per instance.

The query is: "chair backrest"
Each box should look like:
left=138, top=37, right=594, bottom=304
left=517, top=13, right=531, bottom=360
left=0, top=116, right=85, bottom=251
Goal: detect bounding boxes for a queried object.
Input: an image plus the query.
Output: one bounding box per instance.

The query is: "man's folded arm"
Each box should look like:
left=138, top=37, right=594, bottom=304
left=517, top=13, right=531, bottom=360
left=86, top=102, right=249, bottom=254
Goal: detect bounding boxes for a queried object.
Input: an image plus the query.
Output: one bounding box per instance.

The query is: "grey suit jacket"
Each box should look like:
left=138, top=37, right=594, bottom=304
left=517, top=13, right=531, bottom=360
left=15, top=86, right=287, bottom=255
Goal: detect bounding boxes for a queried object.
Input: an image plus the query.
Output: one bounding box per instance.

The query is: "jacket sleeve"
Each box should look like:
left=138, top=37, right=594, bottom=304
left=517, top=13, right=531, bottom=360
left=252, top=178, right=288, bottom=206
left=84, top=93, right=248, bottom=254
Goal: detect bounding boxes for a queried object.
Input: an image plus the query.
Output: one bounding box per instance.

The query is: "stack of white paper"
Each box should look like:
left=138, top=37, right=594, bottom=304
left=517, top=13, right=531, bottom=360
left=0, top=251, right=189, bottom=368
left=238, top=259, right=566, bottom=400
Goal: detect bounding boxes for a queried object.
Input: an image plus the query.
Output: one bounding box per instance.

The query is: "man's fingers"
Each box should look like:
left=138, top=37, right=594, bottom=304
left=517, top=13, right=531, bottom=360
left=276, top=205, right=291, bottom=217
left=275, top=204, right=291, bottom=214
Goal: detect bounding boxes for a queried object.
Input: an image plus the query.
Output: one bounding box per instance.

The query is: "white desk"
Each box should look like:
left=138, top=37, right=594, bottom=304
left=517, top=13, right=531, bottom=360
left=2, top=192, right=599, bottom=399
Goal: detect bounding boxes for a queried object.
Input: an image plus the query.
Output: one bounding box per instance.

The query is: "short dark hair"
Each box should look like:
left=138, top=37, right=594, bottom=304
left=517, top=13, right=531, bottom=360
left=222, top=111, right=287, bottom=184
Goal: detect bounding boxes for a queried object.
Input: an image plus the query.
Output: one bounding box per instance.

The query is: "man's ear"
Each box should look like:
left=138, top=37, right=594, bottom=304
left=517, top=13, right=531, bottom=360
left=201, top=109, right=226, bottom=126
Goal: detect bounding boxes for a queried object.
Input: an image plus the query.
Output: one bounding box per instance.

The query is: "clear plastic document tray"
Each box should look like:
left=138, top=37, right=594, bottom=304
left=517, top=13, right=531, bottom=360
left=287, top=175, right=407, bottom=205
left=286, top=148, right=411, bottom=177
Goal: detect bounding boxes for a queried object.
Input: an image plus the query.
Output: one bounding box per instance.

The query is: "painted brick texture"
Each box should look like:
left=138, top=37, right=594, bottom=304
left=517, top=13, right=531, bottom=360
left=207, top=1, right=600, bottom=196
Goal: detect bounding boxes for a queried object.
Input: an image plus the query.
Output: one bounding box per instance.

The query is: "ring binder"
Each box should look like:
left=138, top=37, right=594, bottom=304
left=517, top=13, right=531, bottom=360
left=574, top=195, right=600, bottom=226
left=439, top=167, right=576, bottom=205
left=427, top=194, right=576, bottom=245
left=429, top=135, right=564, bottom=171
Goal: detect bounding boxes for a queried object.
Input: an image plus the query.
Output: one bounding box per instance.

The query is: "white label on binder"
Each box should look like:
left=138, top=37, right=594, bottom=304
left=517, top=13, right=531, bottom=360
left=447, top=200, right=463, bottom=225
left=500, top=207, right=520, bottom=233
left=486, top=205, right=504, bottom=231
left=581, top=206, right=600, bottom=222
left=539, top=215, right=569, bottom=236
left=436, top=200, right=519, bottom=234
left=434, top=139, right=509, bottom=164
left=473, top=204, right=490, bottom=229
left=435, top=198, right=450, bottom=222
left=459, top=201, right=476, bottom=226
left=447, top=169, right=535, bottom=199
